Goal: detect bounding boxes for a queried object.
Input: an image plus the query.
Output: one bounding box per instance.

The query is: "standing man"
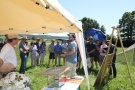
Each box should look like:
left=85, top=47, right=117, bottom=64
left=61, top=34, right=77, bottom=77
left=35, top=38, right=40, bottom=66
left=48, top=39, right=55, bottom=66
left=54, top=41, right=62, bottom=66
left=94, top=40, right=101, bottom=69
left=85, top=36, right=96, bottom=69
left=107, top=40, right=117, bottom=78
left=0, top=34, right=20, bottom=78
left=61, top=40, right=68, bottom=65
left=19, top=36, right=29, bottom=74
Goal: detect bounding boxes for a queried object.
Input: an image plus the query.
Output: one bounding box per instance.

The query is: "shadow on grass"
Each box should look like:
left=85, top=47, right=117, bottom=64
left=93, top=75, right=113, bottom=90
left=76, top=67, right=113, bottom=90
left=76, top=67, right=99, bottom=76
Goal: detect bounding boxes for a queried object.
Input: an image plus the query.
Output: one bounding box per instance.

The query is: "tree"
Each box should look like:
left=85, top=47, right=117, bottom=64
left=32, top=36, right=36, bottom=40
left=100, top=25, right=106, bottom=34
left=80, top=17, right=100, bottom=31
left=106, top=34, right=116, bottom=43
left=80, top=17, right=106, bottom=38
left=118, top=11, right=135, bottom=40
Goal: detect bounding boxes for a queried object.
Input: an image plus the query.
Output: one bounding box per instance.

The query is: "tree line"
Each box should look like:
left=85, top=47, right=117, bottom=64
left=80, top=10, right=135, bottom=47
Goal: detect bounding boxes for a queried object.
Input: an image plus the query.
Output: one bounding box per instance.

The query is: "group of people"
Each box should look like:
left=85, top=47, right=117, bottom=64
left=19, top=36, right=70, bottom=74
left=0, top=33, right=117, bottom=89
left=19, top=36, right=47, bottom=74
left=0, top=34, right=31, bottom=90
left=85, top=36, right=117, bottom=78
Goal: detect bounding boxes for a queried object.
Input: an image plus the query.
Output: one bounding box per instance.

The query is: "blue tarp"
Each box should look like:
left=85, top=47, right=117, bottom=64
left=85, top=28, right=106, bottom=41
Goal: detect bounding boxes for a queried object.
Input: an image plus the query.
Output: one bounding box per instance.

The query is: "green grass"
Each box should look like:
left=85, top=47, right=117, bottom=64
left=14, top=41, right=135, bottom=90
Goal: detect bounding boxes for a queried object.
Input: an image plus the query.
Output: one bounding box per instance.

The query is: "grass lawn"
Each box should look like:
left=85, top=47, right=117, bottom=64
left=14, top=40, right=135, bottom=90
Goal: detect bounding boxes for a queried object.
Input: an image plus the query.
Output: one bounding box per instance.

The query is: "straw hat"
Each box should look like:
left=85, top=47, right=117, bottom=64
left=51, top=39, right=55, bottom=42
left=22, top=36, right=28, bottom=40
left=8, top=34, right=21, bottom=39
left=42, top=39, right=46, bottom=42
left=36, top=37, right=40, bottom=40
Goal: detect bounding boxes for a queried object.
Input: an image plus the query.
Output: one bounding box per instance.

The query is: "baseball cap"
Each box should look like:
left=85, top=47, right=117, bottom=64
left=68, top=33, right=76, bottom=39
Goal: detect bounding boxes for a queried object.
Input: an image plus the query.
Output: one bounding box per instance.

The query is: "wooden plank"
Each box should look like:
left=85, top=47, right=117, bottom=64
left=94, top=54, right=113, bottom=86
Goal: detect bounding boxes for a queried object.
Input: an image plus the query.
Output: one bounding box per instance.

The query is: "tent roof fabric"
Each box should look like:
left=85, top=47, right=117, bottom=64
left=0, top=0, right=81, bottom=35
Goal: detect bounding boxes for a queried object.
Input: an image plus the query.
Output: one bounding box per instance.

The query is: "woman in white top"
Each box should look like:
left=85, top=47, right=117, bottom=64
left=29, top=41, right=37, bottom=68
left=99, top=41, right=108, bottom=66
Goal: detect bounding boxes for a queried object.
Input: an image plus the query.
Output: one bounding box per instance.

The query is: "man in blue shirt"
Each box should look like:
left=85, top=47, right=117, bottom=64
left=61, top=34, right=77, bottom=77
left=54, top=41, right=62, bottom=66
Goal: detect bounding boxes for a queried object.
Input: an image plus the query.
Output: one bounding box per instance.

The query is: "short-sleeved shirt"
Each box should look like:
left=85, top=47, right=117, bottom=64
left=61, top=43, right=68, bottom=53
left=19, top=41, right=27, bottom=53
left=40, top=45, right=46, bottom=53
left=29, top=45, right=37, bottom=55
left=109, top=44, right=117, bottom=60
left=86, top=42, right=96, bottom=57
left=49, top=43, right=55, bottom=53
left=35, top=42, right=40, bottom=53
left=0, top=43, right=17, bottom=67
left=94, top=44, right=101, bottom=57
left=66, top=41, right=77, bottom=64
left=100, top=44, right=108, bottom=56
left=54, top=44, right=62, bottom=53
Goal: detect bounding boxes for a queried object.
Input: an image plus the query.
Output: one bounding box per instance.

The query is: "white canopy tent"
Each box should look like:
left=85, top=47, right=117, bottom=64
left=0, top=0, right=90, bottom=89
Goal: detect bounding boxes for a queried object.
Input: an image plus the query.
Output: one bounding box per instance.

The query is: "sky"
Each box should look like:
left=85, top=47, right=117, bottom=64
left=57, top=0, right=135, bottom=35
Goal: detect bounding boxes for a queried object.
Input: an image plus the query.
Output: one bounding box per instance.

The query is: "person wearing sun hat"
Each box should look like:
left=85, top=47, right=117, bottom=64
left=39, top=39, right=46, bottom=66
left=106, top=40, right=117, bottom=78
left=47, top=39, right=55, bottom=66
left=19, top=36, right=29, bottom=74
left=35, top=37, right=40, bottom=66
left=94, top=39, right=101, bottom=69
left=85, top=36, right=96, bottom=69
left=0, top=34, right=21, bottom=78
left=0, top=34, right=31, bottom=90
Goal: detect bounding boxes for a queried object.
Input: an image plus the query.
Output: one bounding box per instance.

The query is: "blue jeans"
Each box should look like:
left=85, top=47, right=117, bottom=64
left=19, top=53, right=27, bottom=74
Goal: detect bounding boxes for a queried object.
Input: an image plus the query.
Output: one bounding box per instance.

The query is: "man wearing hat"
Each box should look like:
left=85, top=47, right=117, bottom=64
left=61, top=34, right=77, bottom=77
left=0, top=34, right=21, bottom=78
left=106, top=40, right=117, bottom=78
left=19, top=36, right=29, bottom=74
left=86, top=36, right=96, bottom=69
left=48, top=39, right=55, bottom=66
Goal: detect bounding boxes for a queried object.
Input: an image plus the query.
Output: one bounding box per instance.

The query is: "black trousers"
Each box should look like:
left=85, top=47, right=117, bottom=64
left=109, top=58, right=117, bottom=77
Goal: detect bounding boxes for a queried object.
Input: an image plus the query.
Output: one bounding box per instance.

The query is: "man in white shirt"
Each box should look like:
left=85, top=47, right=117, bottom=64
left=0, top=34, right=20, bottom=78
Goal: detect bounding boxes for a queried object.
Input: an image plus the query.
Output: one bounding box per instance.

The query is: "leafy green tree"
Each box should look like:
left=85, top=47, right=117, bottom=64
left=106, top=34, right=116, bottom=43
left=100, top=25, right=106, bottom=34
left=80, top=17, right=99, bottom=31
left=80, top=17, right=106, bottom=38
left=118, top=11, right=135, bottom=40
left=32, top=36, right=35, bottom=40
